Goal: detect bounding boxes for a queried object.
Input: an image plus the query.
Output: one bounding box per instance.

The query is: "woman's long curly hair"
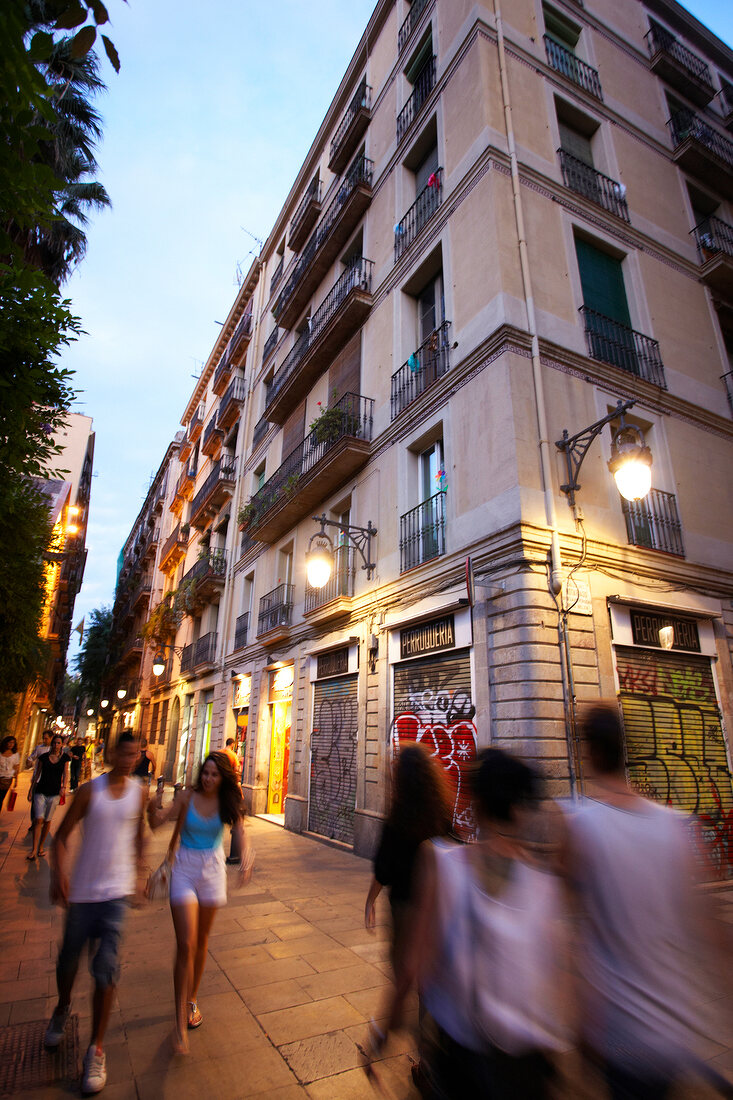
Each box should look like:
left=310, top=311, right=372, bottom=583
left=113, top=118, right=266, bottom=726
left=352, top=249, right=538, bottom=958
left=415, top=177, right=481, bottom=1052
left=0, top=736, right=17, bottom=753
left=387, top=742, right=452, bottom=843
left=196, top=751, right=245, bottom=826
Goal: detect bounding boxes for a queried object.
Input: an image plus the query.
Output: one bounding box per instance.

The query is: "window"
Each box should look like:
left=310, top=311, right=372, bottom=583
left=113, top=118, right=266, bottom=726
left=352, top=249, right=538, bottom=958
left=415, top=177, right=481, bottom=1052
left=278, top=546, right=293, bottom=588
left=575, top=236, right=639, bottom=374
left=544, top=5, right=580, bottom=52
left=400, top=436, right=446, bottom=572
left=254, top=463, right=266, bottom=493
left=159, top=699, right=169, bottom=747
left=418, top=271, right=445, bottom=345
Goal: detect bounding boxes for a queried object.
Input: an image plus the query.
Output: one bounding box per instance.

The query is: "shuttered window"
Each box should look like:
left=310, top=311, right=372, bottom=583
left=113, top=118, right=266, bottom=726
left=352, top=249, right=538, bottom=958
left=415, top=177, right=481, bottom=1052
left=159, top=699, right=169, bottom=747
left=616, top=645, right=733, bottom=879
left=309, top=674, right=358, bottom=845
left=392, top=649, right=477, bottom=838
left=328, top=331, right=361, bottom=404
left=575, top=237, right=631, bottom=325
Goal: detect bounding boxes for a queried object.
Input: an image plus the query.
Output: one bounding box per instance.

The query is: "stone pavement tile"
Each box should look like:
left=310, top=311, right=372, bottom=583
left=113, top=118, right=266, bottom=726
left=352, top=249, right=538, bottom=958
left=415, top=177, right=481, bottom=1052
left=124, top=1019, right=181, bottom=1077
left=709, top=1048, right=733, bottom=1072
left=300, top=947, right=363, bottom=973
left=266, top=934, right=336, bottom=960
left=210, top=926, right=279, bottom=949
left=343, top=986, right=390, bottom=1022
left=187, top=1013, right=265, bottom=1059
left=309, top=914, right=367, bottom=935
left=239, top=979, right=314, bottom=1016
left=135, top=1041, right=298, bottom=1099
left=343, top=1021, right=417, bottom=1060
left=14, top=936, right=55, bottom=961
left=208, top=943, right=274, bottom=970
left=269, top=918, right=321, bottom=941
left=248, top=1087, right=307, bottom=1099
left=237, top=900, right=291, bottom=917
left=236, top=911, right=306, bottom=932
left=102, top=1036, right=136, bottom=1082
left=225, top=955, right=316, bottom=991
left=305, top=1052, right=419, bottom=1099
left=297, top=963, right=389, bottom=1002
left=328, top=926, right=383, bottom=950
left=280, top=1029, right=362, bottom=1083
left=0, top=931, right=26, bottom=949
left=0, top=974, right=51, bottom=1003
left=18, top=956, right=54, bottom=979
left=351, top=941, right=391, bottom=965
left=258, top=995, right=365, bottom=1046
left=8, top=994, right=55, bottom=1024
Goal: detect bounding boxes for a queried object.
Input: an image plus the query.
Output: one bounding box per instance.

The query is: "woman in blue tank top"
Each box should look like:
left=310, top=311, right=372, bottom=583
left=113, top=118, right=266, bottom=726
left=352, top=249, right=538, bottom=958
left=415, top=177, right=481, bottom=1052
left=149, top=751, right=252, bottom=1054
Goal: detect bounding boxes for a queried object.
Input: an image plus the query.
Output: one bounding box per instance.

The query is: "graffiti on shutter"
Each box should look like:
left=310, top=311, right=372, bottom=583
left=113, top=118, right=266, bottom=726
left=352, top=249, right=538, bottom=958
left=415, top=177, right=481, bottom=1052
left=617, top=645, right=733, bottom=879
left=391, top=649, right=477, bottom=839
left=308, top=675, right=358, bottom=845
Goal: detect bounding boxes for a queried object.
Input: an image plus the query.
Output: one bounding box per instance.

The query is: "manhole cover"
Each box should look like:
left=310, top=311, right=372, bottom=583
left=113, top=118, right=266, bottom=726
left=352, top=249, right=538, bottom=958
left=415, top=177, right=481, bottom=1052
left=0, top=1015, right=79, bottom=1095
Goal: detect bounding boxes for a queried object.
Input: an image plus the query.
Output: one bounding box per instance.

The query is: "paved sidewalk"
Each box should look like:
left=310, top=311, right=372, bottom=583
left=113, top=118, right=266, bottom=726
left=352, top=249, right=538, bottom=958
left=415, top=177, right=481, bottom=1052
left=0, top=774, right=731, bottom=1099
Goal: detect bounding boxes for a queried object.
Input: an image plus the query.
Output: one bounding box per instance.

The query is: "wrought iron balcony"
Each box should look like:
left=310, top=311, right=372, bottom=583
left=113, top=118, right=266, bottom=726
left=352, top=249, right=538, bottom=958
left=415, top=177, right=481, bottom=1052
left=201, top=412, right=224, bottom=458
left=721, top=82, right=733, bottom=131
left=544, top=36, right=602, bottom=99
left=182, top=549, right=227, bottom=605
left=692, top=214, right=733, bottom=297
left=329, top=76, right=372, bottom=174
left=239, top=527, right=257, bottom=559
left=579, top=307, right=666, bottom=388
left=252, top=416, right=272, bottom=449
left=668, top=111, right=733, bottom=200
left=396, top=56, right=436, bottom=144
left=274, top=154, right=374, bottom=329
left=233, top=612, right=249, bottom=651
left=395, top=169, right=443, bottom=260
left=153, top=477, right=168, bottom=512
left=188, top=404, right=205, bottom=443
left=189, top=460, right=236, bottom=529
left=400, top=491, right=446, bottom=573
left=257, top=583, right=294, bottom=637
left=230, top=304, right=253, bottom=363
left=180, top=631, right=218, bottom=675
left=262, top=327, right=280, bottom=364
left=248, top=392, right=373, bottom=543
left=304, top=546, right=355, bottom=615
left=645, top=21, right=714, bottom=107
left=178, top=432, right=193, bottom=464
left=212, top=353, right=232, bottom=396
left=160, top=522, right=189, bottom=573
left=558, top=150, right=629, bottom=221
left=174, top=463, right=197, bottom=504
left=218, top=376, right=246, bottom=433
left=622, top=489, right=684, bottom=557
left=270, top=256, right=284, bottom=298
left=391, top=320, right=451, bottom=419
left=289, top=176, right=322, bottom=253
left=398, top=0, right=429, bottom=53
left=265, top=258, right=373, bottom=424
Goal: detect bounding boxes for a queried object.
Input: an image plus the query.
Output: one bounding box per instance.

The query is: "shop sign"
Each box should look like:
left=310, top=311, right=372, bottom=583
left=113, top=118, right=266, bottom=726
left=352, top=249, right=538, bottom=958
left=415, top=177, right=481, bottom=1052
left=400, top=615, right=455, bottom=660
left=316, top=647, right=349, bottom=679
left=269, top=665, right=294, bottom=703
left=630, top=610, right=700, bottom=653
left=232, top=674, right=251, bottom=709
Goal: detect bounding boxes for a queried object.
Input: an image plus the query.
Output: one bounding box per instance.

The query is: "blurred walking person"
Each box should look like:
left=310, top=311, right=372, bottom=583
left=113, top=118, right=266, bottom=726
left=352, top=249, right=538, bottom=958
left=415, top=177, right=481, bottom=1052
left=28, top=734, right=68, bottom=860
left=45, top=732, right=146, bottom=1095
left=367, top=748, right=567, bottom=1098
left=562, top=704, right=733, bottom=1100
left=0, top=736, right=20, bottom=811
left=148, top=751, right=252, bottom=1054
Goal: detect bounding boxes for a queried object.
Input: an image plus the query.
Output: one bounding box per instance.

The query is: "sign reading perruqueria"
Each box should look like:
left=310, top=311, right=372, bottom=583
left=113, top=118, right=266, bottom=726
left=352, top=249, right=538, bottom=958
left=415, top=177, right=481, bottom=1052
left=400, top=615, right=455, bottom=660
left=630, top=609, right=700, bottom=652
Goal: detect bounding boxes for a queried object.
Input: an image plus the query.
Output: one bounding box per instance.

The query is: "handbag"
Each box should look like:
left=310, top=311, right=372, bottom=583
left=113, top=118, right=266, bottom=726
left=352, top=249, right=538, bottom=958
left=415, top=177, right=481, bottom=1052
left=145, top=858, right=173, bottom=901
left=7, top=789, right=17, bottom=811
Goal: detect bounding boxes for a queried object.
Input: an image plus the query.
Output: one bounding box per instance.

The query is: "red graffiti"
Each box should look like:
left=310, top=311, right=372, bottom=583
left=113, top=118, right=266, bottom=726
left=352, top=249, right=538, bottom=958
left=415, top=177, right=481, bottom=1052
left=698, top=783, right=733, bottom=881
left=391, top=712, right=477, bottom=839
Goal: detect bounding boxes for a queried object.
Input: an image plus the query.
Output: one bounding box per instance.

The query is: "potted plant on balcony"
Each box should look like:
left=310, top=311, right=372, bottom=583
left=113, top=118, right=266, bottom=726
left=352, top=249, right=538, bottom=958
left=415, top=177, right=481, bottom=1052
left=238, top=501, right=257, bottom=531
left=142, top=594, right=178, bottom=648
left=180, top=522, right=190, bottom=539
left=309, top=396, right=360, bottom=447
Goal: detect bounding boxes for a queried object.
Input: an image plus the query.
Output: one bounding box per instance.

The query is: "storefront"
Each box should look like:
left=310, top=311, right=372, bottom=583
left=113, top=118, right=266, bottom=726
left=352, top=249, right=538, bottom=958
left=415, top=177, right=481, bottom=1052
left=307, top=644, right=359, bottom=845
left=231, top=674, right=251, bottom=782
left=610, top=601, right=733, bottom=878
left=266, top=666, right=293, bottom=816
left=389, top=607, right=477, bottom=838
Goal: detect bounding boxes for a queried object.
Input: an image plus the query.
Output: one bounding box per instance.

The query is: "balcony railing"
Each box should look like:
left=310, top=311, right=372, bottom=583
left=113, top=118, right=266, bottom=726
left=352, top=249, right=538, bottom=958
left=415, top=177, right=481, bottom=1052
left=252, top=416, right=272, bottom=449
left=182, top=548, right=227, bottom=586
left=233, top=612, right=249, bottom=651
left=579, top=306, right=666, bottom=388
left=218, top=376, right=247, bottom=432
left=622, top=489, right=684, bottom=557
left=274, top=154, right=374, bottom=325
left=189, top=459, right=236, bottom=526
left=329, top=76, right=371, bottom=173
left=263, top=327, right=279, bottom=364
left=270, top=256, right=284, bottom=297
left=544, top=36, right=602, bottom=99
left=160, top=522, right=189, bottom=571
left=398, top=0, right=429, bottom=53
left=668, top=110, right=733, bottom=171
left=395, top=169, right=442, bottom=260
left=266, top=258, right=373, bottom=413
left=304, top=546, right=355, bottom=613
left=396, top=56, right=436, bottom=143
left=692, top=214, right=733, bottom=260
left=212, top=353, right=232, bottom=396
left=249, top=392, right=374, bottom=527
left=257, top=584, right=294, bottom=636
left=391, top=320, right=451, bottom=419
left=290, top=176, right=322, bottom=252
left=188, top=403, right=205, bottom=442
left=201, top=413, right=223, bottom=456
left=558, top=150, right=629, bottom=221
left=230, top=305, right=253, bottom=355
left=400, top=491, right=446, bottom=573
left=645, top=22, right=714, bottom=105
left=180, top=631, right=218, bottom=675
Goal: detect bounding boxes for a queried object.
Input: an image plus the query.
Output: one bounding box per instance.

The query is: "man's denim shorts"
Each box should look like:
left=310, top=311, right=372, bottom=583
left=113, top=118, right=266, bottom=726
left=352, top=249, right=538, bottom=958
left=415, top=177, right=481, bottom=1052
left=57, top=898, right=128, bottom=989
left=32, top=793, right=59, bottom=820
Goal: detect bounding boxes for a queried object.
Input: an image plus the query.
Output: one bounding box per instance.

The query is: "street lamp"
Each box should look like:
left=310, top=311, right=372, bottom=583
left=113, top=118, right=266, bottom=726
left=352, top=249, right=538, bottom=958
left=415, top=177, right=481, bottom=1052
left=86, top=708, right=94, bottom=717
left=151, top=643, right=184, bottom=677
left=305, top=514, right=377, bottom=590
left=556, top=399, right=652, bottom=512
left=100, top=698, right=109, bottom=709
left=116, top=687, right=127, bottom=700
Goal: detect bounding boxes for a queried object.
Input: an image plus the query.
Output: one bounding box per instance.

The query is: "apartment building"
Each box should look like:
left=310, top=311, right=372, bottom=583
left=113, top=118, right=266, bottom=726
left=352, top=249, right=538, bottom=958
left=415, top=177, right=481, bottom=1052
left=114, top=0, right=733, bottom=868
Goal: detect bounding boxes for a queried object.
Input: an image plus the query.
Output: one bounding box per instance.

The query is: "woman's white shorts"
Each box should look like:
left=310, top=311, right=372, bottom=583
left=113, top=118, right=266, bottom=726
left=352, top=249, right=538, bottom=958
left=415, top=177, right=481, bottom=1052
left=170, top=845, right=227, bottom=908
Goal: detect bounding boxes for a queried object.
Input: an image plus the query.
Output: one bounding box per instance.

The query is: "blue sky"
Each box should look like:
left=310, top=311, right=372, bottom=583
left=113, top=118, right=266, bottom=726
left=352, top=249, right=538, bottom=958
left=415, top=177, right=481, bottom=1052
left=63, top=0, right=733, bottom=664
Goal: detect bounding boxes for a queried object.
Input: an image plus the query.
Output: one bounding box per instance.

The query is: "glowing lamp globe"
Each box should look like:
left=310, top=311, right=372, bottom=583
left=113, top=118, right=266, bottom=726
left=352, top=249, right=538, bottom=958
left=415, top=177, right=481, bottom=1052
left=152, top=654, right=166, bottom=677
left=116, top=687, right=127, bottom=700
left=305, top=539, right=333, bottom=589
left=608, top=425, right=652, bottom=502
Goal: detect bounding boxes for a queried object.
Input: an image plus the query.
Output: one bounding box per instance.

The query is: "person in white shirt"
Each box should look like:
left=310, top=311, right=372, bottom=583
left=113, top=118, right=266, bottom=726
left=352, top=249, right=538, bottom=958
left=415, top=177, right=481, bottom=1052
left=0, top=737, right=20, bottom=810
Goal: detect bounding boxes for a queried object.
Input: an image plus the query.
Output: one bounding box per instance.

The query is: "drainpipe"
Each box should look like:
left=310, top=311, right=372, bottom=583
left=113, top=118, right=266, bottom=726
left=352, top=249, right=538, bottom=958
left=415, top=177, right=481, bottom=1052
left=492, top=0, right=578, bottom=792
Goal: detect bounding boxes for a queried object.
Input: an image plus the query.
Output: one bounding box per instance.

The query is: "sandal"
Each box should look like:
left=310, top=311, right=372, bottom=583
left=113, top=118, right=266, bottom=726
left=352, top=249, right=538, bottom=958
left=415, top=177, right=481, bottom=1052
left=26, top=853, right=36, bottom=861
left=187, top=1001, right=203, bottom=1029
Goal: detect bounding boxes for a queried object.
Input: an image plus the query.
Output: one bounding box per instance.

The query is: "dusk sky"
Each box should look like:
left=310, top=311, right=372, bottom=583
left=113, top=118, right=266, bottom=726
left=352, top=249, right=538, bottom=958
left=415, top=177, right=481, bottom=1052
left=62, top=0, right=733, bottom=665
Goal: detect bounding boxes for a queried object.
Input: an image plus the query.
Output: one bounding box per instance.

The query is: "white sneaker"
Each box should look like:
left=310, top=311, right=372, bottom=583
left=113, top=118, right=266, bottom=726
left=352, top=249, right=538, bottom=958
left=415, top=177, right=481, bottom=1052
left=81, top=1045, right=107, bottom=1095
left=44, top=1006, right=70, bottom=1049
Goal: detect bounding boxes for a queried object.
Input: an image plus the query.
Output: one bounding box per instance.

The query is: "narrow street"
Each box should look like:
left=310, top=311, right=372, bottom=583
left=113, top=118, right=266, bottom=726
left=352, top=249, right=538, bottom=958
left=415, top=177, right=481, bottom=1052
left=0, top=774, right=731, bottom=1099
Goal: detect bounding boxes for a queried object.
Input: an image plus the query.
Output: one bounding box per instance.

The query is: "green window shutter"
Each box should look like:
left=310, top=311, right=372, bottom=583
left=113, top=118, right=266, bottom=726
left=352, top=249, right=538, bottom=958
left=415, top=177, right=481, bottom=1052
left=575, top=238, right=631, bottom=324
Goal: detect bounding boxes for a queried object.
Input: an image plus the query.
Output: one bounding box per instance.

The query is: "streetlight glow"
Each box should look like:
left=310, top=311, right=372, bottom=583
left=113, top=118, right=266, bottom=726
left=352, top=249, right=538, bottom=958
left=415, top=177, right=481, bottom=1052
left=608, top=423, right=653, bottom=502
left=116, top=687, right=127, bottom=700
left=100, top=698, right=109, bottom=709
left=87, top=708, right=94, bottom=717
left=152, top=654, right=166, bottom=677
left=305, top=537, right=334, bottom=589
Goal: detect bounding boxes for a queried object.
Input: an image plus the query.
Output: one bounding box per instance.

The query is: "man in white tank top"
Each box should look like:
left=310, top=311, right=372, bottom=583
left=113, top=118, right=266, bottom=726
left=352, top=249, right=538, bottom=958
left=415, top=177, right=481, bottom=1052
left=46, top=733, right=146, bottom=1095
left=563, top=705, right=731, bottom=1100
